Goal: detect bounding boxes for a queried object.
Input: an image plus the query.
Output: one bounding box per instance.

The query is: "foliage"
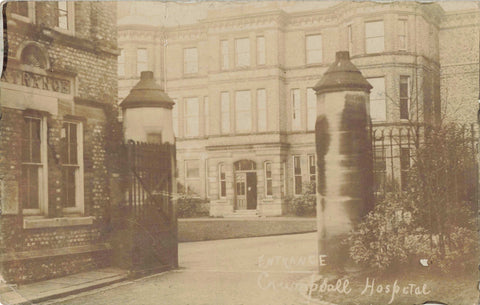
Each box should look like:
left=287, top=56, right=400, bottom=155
left=348, top=123, right=478, bottom=274
left=288, top=182, right=317, bottom=216
left=176, top=191, right=209, bottom=218
left=349, top=192, right=426, bottom=271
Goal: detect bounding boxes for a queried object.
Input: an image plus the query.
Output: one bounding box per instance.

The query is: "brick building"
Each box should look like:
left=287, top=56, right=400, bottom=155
left=117, top=1, right=479, bottom=216
left=0, top=1, right=119, bottom=283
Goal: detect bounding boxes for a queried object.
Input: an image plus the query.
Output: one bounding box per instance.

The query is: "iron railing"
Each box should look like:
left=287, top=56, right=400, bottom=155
left=371, top=123, right=478, bottom=204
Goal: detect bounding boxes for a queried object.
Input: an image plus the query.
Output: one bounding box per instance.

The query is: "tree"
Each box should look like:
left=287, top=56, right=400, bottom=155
left=350, top=120, right=478, bottom=274
left=350, top=66, right=478, bottom=274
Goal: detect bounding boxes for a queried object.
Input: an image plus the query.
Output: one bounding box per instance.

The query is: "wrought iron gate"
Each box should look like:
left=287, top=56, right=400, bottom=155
left=110, top=140, right=178, bottom=276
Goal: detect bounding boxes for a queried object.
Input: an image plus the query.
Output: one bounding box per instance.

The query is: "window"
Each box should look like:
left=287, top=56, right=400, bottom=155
left=184, top=47, right=198, bottom=74
left=257, top=36, right=266, bottom=65
left=204, top=96, right=209, bottom=135
left=293, top=156, right=302, bottom=195
left=172, top=98, right=178, bottom=137
left=307, top=88, right=316, bottom=131
left=291, top=89, right=301, bottom=130
left=400, top=148, right=410, bottom=191
left=400, top=76, right=410, bottom=120
left=118, top=49, right=125, bottom=77
left=186, top=160, right=200, bottom=178
left=55, top=2, right=74, bottom=33
left=10, top=1, right=28, bottom=17
left=221, top=40, right=229, bottom=70
left=264, top=162, right=273, bottom=196
left=61, top=122, right=83, bottom=212
left=257, top=89, right=267, bottom=132
left=235, top=38, right=250, bottom=67
left=398, top=19, right=407, bottom=51
left=205, top=159, right=209, bottom=198
left=306, top=34, right=322, bottom=64
left=365, top=21, right=384, bottom=54
left=281, top=161, right=286, bottom=197
left=184, top=97, right=199, bottom=137
left=367, top=77, right=386, bottom=122
left=308, top=155, right=316, bottom=189
left=347, top=24, right=353, bottom=54
left=235, top=90, right=251, bottom=132
left=219, top=164, right=226, bottom=198
left=136, top=48, right=148, bottom=76
left=10, top=1, right=35, bottom=22
left=185, top=160, right=200, bottom=195
left=221, top=92, right=230, bottom=134
left=22, top=117, right=47, bottom=213
left=373, top=147, right=386, bottom=192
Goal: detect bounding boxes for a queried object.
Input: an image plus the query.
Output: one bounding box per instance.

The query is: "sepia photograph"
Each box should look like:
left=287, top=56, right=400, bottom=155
left=0, top=0, right=479, bottom=304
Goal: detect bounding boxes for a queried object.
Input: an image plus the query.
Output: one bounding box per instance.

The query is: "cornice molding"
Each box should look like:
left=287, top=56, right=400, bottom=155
left=202, top=10, right=288, bottom=31
left=118, top=29, right=159, bottom=42
left=117, top=23, right=159, bottom=32
left=116, top=2, right=478, bottom=42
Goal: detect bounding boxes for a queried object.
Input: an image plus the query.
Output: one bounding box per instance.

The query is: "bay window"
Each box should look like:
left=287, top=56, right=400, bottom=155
left=306, top=34, right=323, bottom=64
left=367, top=77, right=386, bottom=122
left=365, top=21, right=384, bottom=54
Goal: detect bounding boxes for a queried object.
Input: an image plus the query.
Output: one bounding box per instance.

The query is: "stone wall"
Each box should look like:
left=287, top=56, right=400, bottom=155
left=439, top=11, right=480, bottom=124
left=0, top=1, right=119, bottom=284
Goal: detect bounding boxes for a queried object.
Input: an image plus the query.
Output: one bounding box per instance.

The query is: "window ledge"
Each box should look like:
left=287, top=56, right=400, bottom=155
left=11, top=13, right=33, bottom=24
left=305, top=62, right=325, bottom=68
left=23, top=216, right=94, bottom=229
left=53, top=27, right=75, bottom=37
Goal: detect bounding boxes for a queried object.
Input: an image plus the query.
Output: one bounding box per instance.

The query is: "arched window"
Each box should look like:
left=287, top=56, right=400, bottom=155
left=19, top=43, right=49, bottom=69
left=219, top=164, right=226, bottom=198
left=264, top=161, right=273, bottom=197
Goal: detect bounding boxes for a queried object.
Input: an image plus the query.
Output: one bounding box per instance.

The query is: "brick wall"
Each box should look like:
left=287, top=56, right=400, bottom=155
left=3, top=251, right=110, bottom=284
left=0, top=1, right=120, bottom=284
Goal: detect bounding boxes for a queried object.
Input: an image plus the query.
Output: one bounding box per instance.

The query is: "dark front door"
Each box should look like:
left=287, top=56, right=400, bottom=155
left=246, top=172, right=257, bottom=210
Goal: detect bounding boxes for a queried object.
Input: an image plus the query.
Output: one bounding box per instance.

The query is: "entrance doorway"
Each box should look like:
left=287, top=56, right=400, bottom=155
left=234, top=160, right=257, bottom=210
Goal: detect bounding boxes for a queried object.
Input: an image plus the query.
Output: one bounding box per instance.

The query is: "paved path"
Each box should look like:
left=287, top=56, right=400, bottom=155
left=45, top=232, right=319, bottom=305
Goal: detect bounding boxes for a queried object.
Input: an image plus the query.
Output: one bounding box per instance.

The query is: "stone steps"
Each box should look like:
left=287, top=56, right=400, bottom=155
left=223, top=210, right=260, bottom=218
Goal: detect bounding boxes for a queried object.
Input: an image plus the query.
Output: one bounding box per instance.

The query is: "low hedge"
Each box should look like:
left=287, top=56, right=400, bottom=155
left=176, top=194, right=209, bottom=218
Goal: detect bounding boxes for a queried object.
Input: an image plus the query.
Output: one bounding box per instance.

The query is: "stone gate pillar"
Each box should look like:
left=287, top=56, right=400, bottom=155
left=120, top=71, right=175, bottom=144
left=313, top=51, right=374, bottom=271
left=112, top=71, right=178, bottom=272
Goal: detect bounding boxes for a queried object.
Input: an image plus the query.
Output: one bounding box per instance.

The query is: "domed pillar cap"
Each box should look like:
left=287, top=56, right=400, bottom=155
left=313, top=51, right=372, bottom=95
left=120, top=71, right=175, bottom=109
